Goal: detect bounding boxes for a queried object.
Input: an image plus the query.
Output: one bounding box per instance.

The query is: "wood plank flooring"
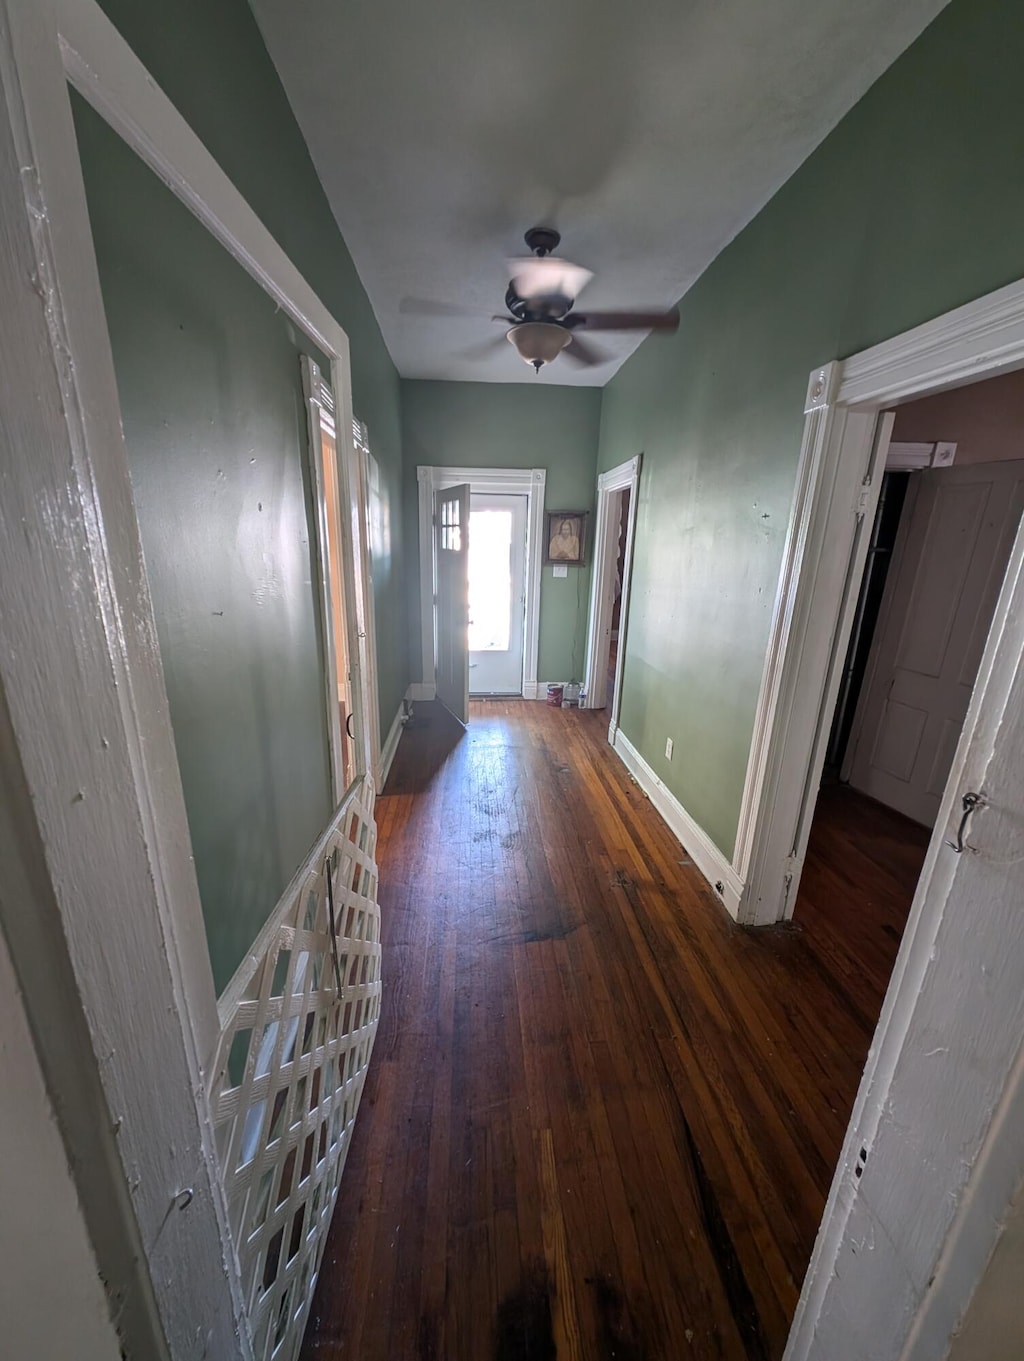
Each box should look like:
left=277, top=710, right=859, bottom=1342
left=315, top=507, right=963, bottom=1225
left=302, top=702, right=928, bottom=1360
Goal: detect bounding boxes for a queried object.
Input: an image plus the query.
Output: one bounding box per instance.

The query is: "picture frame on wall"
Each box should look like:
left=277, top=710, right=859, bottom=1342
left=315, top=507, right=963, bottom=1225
left=544, top=510, right=588, bottom=566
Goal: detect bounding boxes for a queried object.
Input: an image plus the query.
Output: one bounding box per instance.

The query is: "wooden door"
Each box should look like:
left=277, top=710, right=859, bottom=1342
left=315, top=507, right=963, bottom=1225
left=847, top=459, right=1024, bottom=825
left=434, top=484, right=470, bottom=724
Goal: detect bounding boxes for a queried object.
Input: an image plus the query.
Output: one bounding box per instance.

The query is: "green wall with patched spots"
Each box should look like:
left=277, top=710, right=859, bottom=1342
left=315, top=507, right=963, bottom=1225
left=599, top=0, right=1024, bottom=858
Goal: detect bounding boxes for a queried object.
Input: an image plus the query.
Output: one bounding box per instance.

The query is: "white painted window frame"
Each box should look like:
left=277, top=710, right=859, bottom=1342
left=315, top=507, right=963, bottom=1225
left=351, top=416, right=383, bottom=780
left=581, top=455, right=641, bottom=730
left=0, top=0, right=376, bottom=1353
left=302, top=357, right=381, bottom=790
left=415, top=465, right=546, bottom=700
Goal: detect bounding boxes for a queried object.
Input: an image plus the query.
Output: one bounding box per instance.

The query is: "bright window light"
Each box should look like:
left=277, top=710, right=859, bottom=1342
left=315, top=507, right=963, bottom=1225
left=468, top=510, right=513, bottom=652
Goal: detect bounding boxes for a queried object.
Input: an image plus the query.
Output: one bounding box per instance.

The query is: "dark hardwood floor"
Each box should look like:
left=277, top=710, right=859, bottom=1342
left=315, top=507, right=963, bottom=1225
left=302, top=702, right=928, bottom=1360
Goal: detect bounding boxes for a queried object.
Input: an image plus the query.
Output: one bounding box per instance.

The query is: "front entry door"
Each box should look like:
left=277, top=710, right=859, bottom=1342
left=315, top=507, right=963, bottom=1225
left=848, top=459, right=1024, bottom=825
left=469, top=493, right=528, bottom=695
left=434, top=484, right=470, bottom=724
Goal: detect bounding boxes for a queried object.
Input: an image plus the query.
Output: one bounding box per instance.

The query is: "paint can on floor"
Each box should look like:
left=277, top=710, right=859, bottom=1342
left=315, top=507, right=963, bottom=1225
left=546, top=684, right=564, bottom=707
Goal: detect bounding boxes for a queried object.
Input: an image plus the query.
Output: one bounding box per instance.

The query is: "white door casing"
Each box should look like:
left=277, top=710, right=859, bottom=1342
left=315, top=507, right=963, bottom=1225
left=713, top=280, right=1024, bottom=1358
left=416, top=466, right=546, bottom=700
left=0, top=0, right=380, bottom=1355
left=468, top=492, right=528, bottom=695
left=785, top=497, right=1024, bottom=1361
left=845, top=459, right=1024, bottom=826
left=434, top=483, right=470, bottom=724
left=583, top=455, right=641, bottom=727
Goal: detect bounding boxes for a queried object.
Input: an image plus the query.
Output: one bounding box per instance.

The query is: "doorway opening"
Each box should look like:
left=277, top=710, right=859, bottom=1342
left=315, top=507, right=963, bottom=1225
left=468, top=492, right=528, bottom=696
left=583, top=455, right=641, bottom=727
left=795, top=365, right=1024, bottom=964
left=417, top=465, right=547, bottom=705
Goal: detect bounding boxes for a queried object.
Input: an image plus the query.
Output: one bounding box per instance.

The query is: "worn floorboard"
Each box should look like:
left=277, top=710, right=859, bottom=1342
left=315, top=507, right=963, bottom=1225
left=302, top=702, right=928, bottom=1360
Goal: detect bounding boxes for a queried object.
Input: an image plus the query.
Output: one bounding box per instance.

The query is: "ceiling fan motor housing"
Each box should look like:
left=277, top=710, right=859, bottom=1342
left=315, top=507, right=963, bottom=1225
left=504, top=283, right=573, bottom=323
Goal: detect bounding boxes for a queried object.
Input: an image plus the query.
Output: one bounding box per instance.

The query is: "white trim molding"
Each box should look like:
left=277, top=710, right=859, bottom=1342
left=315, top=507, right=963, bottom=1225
left=417, top=465, right=546, bottom=700
left=379, top=700, right=406, bottom=789
left=643, top=276, right=1024, bottom=932
left=737, top=272, right=1024, bottom=929
left=612, top=731, right=743, bottom=918
left=691, top=273, right=1024, bottom=1360
left=583, top=454, right=641, bottom=718
left=0, top=0, right=380, bottom=1356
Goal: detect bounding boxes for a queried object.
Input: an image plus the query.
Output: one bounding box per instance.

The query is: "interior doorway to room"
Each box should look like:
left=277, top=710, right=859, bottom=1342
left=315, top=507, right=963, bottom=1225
left=583, top=455, right=640, bottom=721
left=604, top=489, right=630, bottom=702
left=792, top=368, right=1024, bottom=962
left=468, top=492, right=528, bottom=695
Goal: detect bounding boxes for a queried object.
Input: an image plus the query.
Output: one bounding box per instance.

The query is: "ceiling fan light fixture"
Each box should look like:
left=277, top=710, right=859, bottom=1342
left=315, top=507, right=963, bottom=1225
left=507, top=321, right=571, bottom=372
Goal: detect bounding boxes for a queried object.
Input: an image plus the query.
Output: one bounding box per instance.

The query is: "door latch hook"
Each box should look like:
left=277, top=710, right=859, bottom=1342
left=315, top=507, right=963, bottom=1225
left=946, top=790, right=983, bottom=854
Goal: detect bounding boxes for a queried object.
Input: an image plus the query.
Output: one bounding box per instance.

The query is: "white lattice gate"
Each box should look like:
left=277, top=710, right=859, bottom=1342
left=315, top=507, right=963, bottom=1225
left=207, top=776, right=381, bottom=1360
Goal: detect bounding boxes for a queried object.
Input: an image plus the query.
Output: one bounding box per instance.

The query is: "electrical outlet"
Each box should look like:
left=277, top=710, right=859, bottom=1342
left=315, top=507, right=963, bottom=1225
left=665, top=737, right=674, bottom=760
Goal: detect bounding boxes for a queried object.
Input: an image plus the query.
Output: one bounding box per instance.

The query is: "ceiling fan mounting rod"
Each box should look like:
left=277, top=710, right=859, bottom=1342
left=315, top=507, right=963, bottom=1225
left=524, top=226, right=560, bottom=258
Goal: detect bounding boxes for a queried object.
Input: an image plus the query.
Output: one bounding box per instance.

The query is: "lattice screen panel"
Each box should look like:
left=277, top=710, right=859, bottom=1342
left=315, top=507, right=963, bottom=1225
left=208, top=776, right=381, bottom=1361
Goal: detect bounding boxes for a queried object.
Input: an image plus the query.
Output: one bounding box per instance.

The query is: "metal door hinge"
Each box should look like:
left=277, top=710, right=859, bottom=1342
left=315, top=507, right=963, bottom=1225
left=855, top=481, right=873, bottom=519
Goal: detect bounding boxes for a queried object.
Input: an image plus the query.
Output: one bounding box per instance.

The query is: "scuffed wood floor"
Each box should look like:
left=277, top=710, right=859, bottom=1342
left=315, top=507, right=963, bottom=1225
left=302, top=702, right=927, bottom=1360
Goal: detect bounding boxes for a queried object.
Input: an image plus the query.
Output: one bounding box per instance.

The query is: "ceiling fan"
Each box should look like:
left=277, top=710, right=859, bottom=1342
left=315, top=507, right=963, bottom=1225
left=404, top=227, right=679, bottom=372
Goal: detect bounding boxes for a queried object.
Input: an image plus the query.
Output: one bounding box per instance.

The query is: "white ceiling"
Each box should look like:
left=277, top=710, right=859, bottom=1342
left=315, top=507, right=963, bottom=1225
left=252, top=0, right=946, bottom=387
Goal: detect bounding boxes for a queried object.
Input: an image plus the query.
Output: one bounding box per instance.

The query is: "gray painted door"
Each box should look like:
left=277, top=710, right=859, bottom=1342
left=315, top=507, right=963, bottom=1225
left=847, top=460, right=1024, bottom=826
left=434, top=484, right=470, bottom=724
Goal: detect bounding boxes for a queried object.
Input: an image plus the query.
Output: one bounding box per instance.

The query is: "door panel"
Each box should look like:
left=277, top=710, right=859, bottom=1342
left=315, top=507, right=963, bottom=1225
left=848, top=460, right=1024, bottom=825
left=468, top=493, right=528, bottom=695
left=434, top=484, right=470, bottom=724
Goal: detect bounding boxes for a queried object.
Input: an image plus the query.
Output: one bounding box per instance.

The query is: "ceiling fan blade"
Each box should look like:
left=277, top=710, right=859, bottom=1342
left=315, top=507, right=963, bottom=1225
left=456, top=335, right=510, bottom=361
left=507, top=256, right=594, bottom=302
left=562, top=334, right=609, bottom=367
left=568, top=308, right=679, bottom=333
left=399, top=296, right=482, bottom=318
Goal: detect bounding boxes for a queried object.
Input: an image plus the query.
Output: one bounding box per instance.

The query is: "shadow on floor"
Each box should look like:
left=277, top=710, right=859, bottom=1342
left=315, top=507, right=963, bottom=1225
left=383, top=700, right=465, bottom=796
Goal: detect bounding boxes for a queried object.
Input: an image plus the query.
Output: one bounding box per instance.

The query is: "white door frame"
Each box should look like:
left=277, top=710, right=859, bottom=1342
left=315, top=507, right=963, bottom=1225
left=582, top=454, right=641, bottom=728
left=734, top=278, right=1024, bottom=926
left=0, top=0, right=376, bottom=1353
left=466, top=490, right=530, bottom=695
left=785, top=463, right=1024, bottom=1361
left=708, top=276, right=1024, bottom=1358
left=416, top=465, right=546, bottom=699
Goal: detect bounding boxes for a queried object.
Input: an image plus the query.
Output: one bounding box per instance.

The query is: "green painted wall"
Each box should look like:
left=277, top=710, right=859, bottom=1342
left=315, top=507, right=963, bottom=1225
left=82, top=0, right=410, bottom=988
left=401, top=381, right=603, bottom=685
left=598, top=0, right=1024, bottom=860
left=73, top=96, right=333, bottom=993
left=96, top=0, right=409, bottom=740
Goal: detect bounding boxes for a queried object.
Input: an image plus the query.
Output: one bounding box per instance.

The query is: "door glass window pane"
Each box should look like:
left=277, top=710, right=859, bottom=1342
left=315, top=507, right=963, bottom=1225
left=468, top=510, right=513, bottom=652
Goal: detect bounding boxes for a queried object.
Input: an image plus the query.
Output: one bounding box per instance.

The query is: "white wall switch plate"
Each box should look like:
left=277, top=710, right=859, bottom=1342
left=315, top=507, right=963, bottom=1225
left=665, top=737, right=674, bottom=760
left=553, top=564, right=568, bottom=578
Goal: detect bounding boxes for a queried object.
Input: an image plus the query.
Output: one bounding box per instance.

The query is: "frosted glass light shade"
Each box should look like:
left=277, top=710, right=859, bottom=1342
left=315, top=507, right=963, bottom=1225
left=506, top=322, right=571, bottom=371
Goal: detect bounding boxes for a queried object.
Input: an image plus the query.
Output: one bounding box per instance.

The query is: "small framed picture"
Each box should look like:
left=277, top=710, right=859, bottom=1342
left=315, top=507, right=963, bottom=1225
left=545, top=510, right=588, bottom=566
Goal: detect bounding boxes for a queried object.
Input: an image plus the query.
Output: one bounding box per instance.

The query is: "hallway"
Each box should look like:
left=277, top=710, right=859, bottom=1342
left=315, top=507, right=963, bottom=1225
left=303, top=701, right=919, bottom=1360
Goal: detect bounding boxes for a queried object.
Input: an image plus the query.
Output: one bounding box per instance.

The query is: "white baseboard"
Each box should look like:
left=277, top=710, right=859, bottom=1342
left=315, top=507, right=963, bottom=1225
left=378, top=701, right=406, bottom=789
left=407, top=681, right=435, bottom=702
left=611, top=729, right=744, bottom=920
